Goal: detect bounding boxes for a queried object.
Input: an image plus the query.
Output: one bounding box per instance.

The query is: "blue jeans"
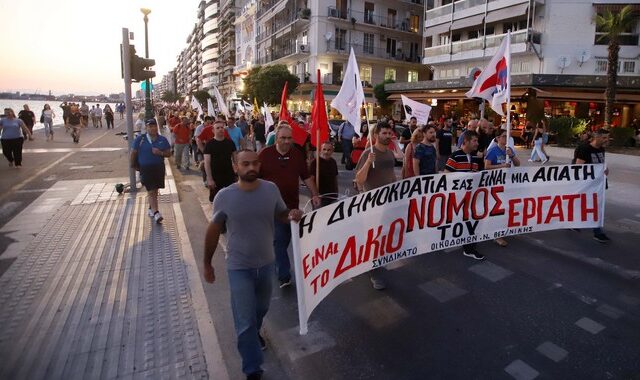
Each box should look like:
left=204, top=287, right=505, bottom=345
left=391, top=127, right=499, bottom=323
left=341, top=139, right=353, bottom=167
left=274, top=220, right=292, bottom=282
left=227, top=263, right=274, bottom=375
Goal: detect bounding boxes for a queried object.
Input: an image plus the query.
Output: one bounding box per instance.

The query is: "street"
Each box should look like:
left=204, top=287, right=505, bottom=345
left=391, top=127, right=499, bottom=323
left=0, top=123, right=639, bottom=379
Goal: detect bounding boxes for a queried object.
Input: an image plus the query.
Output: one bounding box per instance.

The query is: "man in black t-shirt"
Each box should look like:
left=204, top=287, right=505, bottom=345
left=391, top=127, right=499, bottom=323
left=253, top=114, right=267, bottom=151
left=204, top=120, right=237, bottom=202
left=436, top=120, right=454, bottom=171
left=18, top=105, right=35, bottom=135
left=573, top=128, right=610, bottom=243
left=310, top=141, right=338, bottom=207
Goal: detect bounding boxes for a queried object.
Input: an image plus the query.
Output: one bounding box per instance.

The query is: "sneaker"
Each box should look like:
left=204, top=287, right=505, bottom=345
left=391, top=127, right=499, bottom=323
left=463, top=250, right=485, bottom=260
left=279, top=278, right=292, bottom=289
left=593, top=233, right=611, bottom=243
left=258, top=333, right=267, bottom=351
left=494, top=238, right=508, bottom=247
left=8, top=162, right=13, bottom=167
left=147, top=208, right=154, bottom=217
left=369, top=276, right=386, bottom=290
left=246, top=372, right=263, bottom=380
left=542, top=157, right=549, bottom=164
left=153, top=211, right=164, bottom=224
left=527, top=159, right=534, bottom=163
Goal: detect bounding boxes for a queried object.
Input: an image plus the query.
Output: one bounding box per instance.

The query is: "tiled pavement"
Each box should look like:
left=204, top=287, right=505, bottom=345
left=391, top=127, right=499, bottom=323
left=0, top=173, right=218, bottom=379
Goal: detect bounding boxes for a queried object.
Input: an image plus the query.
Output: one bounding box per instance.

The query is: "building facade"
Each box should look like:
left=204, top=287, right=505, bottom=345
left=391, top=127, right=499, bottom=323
left=385, top=0, right=639, bottom=127
left=202, top=0, right=220, bottom=91
left=218, top=0, right=238, bottom=103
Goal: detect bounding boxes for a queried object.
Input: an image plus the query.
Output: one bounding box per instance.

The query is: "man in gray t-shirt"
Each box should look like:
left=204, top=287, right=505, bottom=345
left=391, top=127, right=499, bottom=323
left=354, top=121, right=397, bottom=290
left=203, top=150, right=303, bottom=379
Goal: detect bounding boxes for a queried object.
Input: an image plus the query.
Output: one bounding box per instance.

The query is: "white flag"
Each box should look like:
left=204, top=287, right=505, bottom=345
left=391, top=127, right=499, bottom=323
left=262, top=102, right=274, bottom=131
left=190, top=97, right=204, bottom=120
left=207, top=98, right=215, bottom=117
left=401, top=95, right=432, bottom=126
left=331, top=48, right=365, bottom=137
left=211, top=86, right=230, bottom=117
left=242, top=100, right=253, bottom=113
left=465, top=31, right=511, bottom=116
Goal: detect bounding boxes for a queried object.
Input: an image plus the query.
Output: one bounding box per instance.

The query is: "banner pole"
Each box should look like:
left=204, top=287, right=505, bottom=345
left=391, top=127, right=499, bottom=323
left=505, top=30, right=512, bottom=165
left=290, top=221, right=308, bottom=335
left=363, top=101, right=375, bottom=168
left=316, top=128, right=320, bottom=191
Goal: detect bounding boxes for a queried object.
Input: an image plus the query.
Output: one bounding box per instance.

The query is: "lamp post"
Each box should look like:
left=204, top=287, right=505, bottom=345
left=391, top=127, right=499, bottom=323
left=141, top=7, right=153, bottom=120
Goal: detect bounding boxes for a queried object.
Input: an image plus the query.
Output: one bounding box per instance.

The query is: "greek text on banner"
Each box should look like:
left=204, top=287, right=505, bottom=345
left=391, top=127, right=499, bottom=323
left=290, top=164, right=606, bottom=334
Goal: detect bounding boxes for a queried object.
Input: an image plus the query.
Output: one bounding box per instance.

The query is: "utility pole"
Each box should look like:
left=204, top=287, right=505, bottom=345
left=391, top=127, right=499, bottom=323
left=122, top=28, right=137, bottom=192
left=141, top=8, right=153, bottom=120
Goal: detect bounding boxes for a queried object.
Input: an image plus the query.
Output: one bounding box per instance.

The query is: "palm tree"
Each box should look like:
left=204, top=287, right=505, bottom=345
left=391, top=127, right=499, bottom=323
left=594, top=5, right=636, bottom=127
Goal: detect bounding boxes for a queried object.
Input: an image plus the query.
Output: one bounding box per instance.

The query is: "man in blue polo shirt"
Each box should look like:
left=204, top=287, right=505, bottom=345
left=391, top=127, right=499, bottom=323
left=130, top=119, right=172, bottom=223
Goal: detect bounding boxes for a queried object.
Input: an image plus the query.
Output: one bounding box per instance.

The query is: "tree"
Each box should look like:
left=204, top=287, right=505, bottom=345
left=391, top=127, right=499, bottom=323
left=161, top=91, right=180, bottom=103
left=242, top=65, right=299, bottom=105
left=191, top=90, right=211, bottom=105
left=374, top=79, right=395, bottom=114
left=594, top=5, right=636, bottom=127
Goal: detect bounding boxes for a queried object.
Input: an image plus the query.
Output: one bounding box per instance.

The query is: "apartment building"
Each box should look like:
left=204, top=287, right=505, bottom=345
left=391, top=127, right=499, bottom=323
left=250, top=0, right=429, bottom=115
left=174, top=1, right=207, bottom=96
left=386, top=0, right=639, bottom=127
left=218, top=0, right=238, bottom=103
left=234, top=0, right=257, bottom=104
left=202, top=0, right=220, bottom=91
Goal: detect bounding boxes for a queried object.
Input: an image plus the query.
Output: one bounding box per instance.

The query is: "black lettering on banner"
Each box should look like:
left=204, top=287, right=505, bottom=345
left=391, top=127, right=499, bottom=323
left=408, top=178, right=424, bottom=198
left=532, top=168, right=546, bottom=182
left=299, top=211, right=317, bottom=238
left=376, top=186, right=390, bottom=206
left=388, top=182, right=401, bottom=203
left=399, top=180, right=412, bottom=199
left=328, top=201, right=345, bottom=225
left=583, top=165, right=595, bottom=180
left=361, top=188, right=379, bottom=213
left=348, top=192, right=365, bottom=216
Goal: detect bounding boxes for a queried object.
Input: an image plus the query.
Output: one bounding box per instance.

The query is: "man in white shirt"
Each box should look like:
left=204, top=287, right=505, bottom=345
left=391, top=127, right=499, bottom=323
left=94, top=104, right=103, bottom=128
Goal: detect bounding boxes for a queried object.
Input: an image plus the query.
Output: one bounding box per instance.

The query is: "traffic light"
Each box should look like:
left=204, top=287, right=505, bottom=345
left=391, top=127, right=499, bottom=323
left=129, top=46, right=155, bottom=82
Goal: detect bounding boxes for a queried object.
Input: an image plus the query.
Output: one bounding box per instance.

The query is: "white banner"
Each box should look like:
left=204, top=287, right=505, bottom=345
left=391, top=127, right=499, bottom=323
left=291, top=164, right=606, bottom=334
left=401, top=95, right=432, bottom=125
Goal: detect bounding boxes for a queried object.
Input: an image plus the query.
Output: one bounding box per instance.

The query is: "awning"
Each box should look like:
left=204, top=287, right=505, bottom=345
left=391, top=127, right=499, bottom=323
left=425, top=22, right=450, bottom=37
left=388, top=88, right=528, bottom=101
left=486, top=3, right=528, bottom=23
left=537, top=90, right=640, bottom=103
left=594, top=3, right=640, bottom=13
left=451, top=14, right=485, bottom=31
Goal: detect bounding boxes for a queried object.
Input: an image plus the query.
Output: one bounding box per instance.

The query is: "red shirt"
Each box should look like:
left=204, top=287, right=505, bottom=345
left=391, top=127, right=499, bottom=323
left=168, top=116, right=180, bottom=128
left=172, top=123, right=192, bottom=144
left=258, top=145, right=310, bottom=209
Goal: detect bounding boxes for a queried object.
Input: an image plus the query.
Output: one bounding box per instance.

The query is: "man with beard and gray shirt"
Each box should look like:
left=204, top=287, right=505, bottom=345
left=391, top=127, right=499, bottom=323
left=203, top=149, right=303, bottom=380
left=355, top=121, right=397, bottom=290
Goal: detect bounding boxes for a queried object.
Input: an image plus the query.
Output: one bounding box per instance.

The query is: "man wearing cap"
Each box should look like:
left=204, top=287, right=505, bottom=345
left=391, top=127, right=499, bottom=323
left=130, top=119, right=172, bottom=224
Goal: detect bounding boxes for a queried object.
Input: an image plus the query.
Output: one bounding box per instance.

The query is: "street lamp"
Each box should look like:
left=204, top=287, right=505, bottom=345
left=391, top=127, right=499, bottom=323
left=141, top=7, right=153, bottom=120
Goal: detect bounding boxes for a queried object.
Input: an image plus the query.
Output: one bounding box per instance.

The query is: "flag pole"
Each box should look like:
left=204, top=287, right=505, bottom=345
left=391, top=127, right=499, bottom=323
left=316, top=124, right=320, bottom=192
left=358, top=74, right=375, bottom=168
left=505, top=30, right=512, bottom=165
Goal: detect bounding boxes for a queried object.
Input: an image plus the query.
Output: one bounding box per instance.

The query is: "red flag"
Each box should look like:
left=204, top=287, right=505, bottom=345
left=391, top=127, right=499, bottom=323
left=310, top=70, right=329, bottom=148
left=279, top=81, right=309, bottom=146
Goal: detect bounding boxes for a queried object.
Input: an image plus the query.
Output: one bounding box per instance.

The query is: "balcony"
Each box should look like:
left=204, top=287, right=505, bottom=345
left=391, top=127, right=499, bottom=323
left=256, top=14, right=307, bottom=43
left=326, top=42, right=421, bottom=63
left=328, top=7, right=422, bottom=33
left=423, top=29, right=530, bottom=64
left=204, top=18, right=218, bottom=34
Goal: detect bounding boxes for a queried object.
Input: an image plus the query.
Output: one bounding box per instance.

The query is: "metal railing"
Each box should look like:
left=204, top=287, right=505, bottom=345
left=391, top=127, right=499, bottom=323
left=326, top=42, right=421, bottom=62
left=425, top=29, right=529, bottom=56
left=327, top=7, right=422, bottom=33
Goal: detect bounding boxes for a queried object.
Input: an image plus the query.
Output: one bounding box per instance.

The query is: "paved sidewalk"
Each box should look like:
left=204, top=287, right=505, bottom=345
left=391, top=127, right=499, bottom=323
left=0, top=166, right=224, bottom=379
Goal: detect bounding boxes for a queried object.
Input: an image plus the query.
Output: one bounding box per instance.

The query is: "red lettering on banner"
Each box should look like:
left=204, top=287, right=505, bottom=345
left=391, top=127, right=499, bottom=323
left=545, top=196, right=565, bottom=223
left=407, top=197, right=426, bottom=232
left=334, top=236, right=357, bottom=278
left=563, top=194, right=580, bottom=222
left=508, top=198, right=522, bottom=227
left=446, top=191, right=471, bottom=223
left=363, top=225, right=384, bottom=262
left=508, top=193, right=600, bottom=227
left=490, top=186, right=505, bottom=216
left=302, top=242, right=339, bottom=279
left=428, top=193, right=446, bottom=227
left=470, top=188, right=489, bottom=220
left=581, top=193, right=598, bottom=222
left=386, top=219, right=405, bottom=252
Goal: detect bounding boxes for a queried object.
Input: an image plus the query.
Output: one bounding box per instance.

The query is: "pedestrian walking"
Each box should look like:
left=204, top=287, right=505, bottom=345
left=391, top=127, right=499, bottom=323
left=310, top=141, right=339, bottom=207
left=204, top=120, right=236, bottom=202
left=18, top=104, right=36, bottom=136
left=41, top=104, right=55, bottom=141
left=130, top=119, right=172, bottom=224
left=402, top=127, right=424, bottom=179
left=436, top=119, right=454, bottom=171
left=80, top=101, right=90, bottom=127
left=95, top=104, right=103, bottom=128
left=226, top=116, right=244, bottom=150
left=484, top=128, right=520, bottom=247
left=203, top=149, right=303, bottom=380
left=351, top=123, right=369, bottom=167
left=253, top=114, right=266, bottom=151
left=413, top=124, right=438, bottom=176
left=530, top=121, right=549, bottom=163
left=445, top=130, right=485, bottom=260
left=258, top=122, right=320, bottom=288
left=1, top=108, right=32, bottom=168
left=355, top=121, right=397, bottom=290
left=90, top=106, right=97, bottom=128
left=60, top=102, right=70, bottom=131
left=337, top=120, right=356, bottom=169
left=172, top=117, right=193, bottom=170
left=68, top=104, right=83, bottom=143
left=104, top=104, right=114, bottom=129
left=573, top=128, right=611, bottom=243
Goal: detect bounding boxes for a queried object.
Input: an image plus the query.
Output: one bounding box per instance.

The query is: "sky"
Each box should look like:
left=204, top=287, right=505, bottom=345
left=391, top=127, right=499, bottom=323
left=0, top=0, right=201, bottom=96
